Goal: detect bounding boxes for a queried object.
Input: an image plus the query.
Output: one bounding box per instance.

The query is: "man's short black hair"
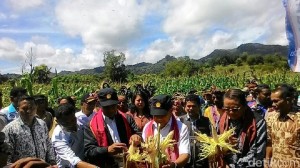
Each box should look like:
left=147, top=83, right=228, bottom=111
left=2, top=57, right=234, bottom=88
left=55, top=103, right=76, bottom=120
left=33, top=95, right=47, bottom=100
left=185, top=94, right=201, bottom=106
left=255, top=84, right=270, bottom=93
left=10, top=87, right=27, bottom=98
left=275, top=83, right=296, bottom=99
left=57, top=96, right=76, bottom=107
left=17, top=95, right=35, bottom=106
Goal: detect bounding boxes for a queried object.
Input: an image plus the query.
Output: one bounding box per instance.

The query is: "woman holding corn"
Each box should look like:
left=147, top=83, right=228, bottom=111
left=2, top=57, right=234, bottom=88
left=217, top=89, right=267, bottom=168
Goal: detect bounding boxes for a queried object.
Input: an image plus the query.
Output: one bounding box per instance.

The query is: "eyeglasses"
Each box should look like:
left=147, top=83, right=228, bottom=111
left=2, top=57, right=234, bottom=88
left=222, top=107, right=241, bottom=112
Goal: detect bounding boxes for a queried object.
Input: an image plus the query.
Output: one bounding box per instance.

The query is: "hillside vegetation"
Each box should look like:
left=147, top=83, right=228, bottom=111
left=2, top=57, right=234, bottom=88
left=0, top=43, right=297, bottom=108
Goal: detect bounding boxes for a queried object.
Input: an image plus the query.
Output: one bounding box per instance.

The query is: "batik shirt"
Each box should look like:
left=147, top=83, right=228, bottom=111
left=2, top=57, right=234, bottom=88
left=266, top=112, right=300, bottom=168
left=2, top=117, right=56, bottom=164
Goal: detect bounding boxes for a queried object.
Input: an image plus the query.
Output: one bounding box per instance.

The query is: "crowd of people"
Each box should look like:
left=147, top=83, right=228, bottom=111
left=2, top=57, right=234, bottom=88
left=0, top=81, right=299, bottom=168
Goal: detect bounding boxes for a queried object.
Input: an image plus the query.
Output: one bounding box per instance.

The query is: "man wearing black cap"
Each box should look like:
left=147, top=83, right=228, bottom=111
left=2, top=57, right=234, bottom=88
left=143, top=94, right=190, bottom=168
left=75, top=93, right=97, bottom=128
left=84, top=88, right=141, bottom=168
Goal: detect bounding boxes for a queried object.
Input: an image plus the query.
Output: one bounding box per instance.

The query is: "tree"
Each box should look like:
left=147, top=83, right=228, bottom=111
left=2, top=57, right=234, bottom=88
left=240, top=52, right=248, bottom=62
left=103, top=50, right=128, bottom=82
left=164, top=57, right=198, bottom=77
left=33, top=64, right=51, bottom=84
left=246, top=55, right=263, bottom=65
left=263, top=54, right=275, bottom=64
left=235, top=58, right=243, bottom=66
left=0, top=72, right=8, bottom=84
left=22, top=47, right=35, bottom=83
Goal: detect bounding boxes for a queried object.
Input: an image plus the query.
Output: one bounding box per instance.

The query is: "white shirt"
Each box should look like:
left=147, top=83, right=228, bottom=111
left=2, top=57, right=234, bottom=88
left=75, top=110, right=96, bottom=127
left=102, top=113, right=121, bottom=143
left=51, top=125, right=81, bottom=168
left=142, top=117, right=191, bottom=155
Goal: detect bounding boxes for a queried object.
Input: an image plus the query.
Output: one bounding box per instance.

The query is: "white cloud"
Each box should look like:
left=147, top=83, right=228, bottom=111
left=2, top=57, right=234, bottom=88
left=9, top=14, right=19, bottom=19
left=49, top=0, right=289, bottom=66
left=6, top=0, right=44, bottom=11
left=0, top=38, right=105, bottom=73
left=55, top=0, right=149, bottom=50
left=201, top=31, right=236, bottom=56
left=30, top=36, right=49, bottom=44
left=130, top=0, right=287, bottom=62
left=0, top=13, right=7, bottom=20
left=0, top=38, right=24, bottom=61
left=160, top=0, right=287, bottom=57
left=0, top=0, right=289, bottom=73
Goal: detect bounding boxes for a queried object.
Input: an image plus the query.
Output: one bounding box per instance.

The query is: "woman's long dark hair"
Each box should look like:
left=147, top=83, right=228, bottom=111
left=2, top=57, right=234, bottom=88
left=130, top=90, right=151, bottom=117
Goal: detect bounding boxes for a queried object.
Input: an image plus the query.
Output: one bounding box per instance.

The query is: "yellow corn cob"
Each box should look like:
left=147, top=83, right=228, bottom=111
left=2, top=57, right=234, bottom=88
left=193, top=106, right=240, bottom=159
left=142, top=135, right=158, bottom=166
left=127, top=145, right=144, bottom=162
left=195, top=127, right=240, bottom=160
left=127, top=130, right=177, bottom=168
left=160, top=131, right=176, bottom=160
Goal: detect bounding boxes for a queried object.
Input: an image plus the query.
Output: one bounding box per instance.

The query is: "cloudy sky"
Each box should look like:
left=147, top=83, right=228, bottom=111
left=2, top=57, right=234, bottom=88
left=0, top=0, right=288, bottom=74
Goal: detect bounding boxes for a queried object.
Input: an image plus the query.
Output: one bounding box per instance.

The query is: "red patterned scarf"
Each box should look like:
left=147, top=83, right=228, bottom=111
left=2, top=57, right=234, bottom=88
left=144, top=115, right=180, bottom=161
left=219, top=108, right=257, bottom=155
left=90, top=109, right=132, bottom=147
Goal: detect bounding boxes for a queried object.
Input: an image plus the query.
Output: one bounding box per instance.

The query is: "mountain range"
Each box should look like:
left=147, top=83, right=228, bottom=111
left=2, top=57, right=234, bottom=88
left=57, top=43, right=288, bottom=75
left=1, top=43, right=288, bottom=79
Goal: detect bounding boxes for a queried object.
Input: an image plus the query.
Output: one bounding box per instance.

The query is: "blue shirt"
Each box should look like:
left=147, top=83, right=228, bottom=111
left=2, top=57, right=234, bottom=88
left=0, top=104, right=18, bottom=122
left=248, top=101, right=268, bottom=118
left=0, top=104, right=19, bottom=131
left=75, top=110, right=96, bottom=127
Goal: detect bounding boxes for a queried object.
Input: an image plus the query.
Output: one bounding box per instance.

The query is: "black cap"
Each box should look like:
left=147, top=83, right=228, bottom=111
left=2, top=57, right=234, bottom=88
left=150, top=94, right=172, bottom=116
left=98, top=88, right=118, bottom=107
left=81, top=93, right=97, bottom=103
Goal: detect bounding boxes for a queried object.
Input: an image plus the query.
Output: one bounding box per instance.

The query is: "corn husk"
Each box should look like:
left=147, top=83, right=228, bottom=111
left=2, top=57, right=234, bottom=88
left=127, top=130, right=176, bottom=168
left=127, top=145, right=144, bottom=162
left=195, top=127, right=240, bottom=159
left=193, top=107, right=240, bottom=160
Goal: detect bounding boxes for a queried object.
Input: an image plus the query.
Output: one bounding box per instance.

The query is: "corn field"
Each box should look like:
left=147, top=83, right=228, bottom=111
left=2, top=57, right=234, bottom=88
left=1, top=70, right=300, bottom=108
